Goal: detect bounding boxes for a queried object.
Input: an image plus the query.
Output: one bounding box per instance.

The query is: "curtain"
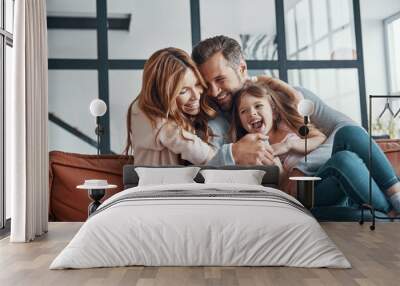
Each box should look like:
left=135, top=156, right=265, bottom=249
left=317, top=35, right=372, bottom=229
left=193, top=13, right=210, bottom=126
left=9, top=0, right=48, bottom=242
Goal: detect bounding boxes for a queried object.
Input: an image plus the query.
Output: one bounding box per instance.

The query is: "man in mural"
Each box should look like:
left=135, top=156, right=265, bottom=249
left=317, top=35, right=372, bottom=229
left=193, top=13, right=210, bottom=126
left=192, top=35, right=355, bottom=167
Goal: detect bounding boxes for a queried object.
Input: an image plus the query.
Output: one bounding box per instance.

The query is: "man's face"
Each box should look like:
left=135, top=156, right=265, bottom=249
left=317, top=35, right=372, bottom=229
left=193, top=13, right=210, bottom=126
left=198, top=52, right=247, bottom=111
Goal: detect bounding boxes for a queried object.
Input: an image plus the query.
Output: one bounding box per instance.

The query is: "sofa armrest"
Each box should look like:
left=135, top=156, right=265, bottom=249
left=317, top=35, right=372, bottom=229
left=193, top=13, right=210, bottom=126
left=376, top=139, right=400, bottom=176
left=49, top=151, right=134, bottom=221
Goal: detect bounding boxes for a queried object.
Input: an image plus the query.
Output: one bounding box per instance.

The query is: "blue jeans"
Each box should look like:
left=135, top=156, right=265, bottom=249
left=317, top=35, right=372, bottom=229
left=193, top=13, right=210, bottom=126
left=314, top=126, right=398, bottom=213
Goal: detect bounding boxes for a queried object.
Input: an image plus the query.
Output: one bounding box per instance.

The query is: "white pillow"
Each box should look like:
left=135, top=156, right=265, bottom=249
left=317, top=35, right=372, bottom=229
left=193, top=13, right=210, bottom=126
left=200, top=169, right=266, bottom=185
left=135, top=167, right=201, bottom=186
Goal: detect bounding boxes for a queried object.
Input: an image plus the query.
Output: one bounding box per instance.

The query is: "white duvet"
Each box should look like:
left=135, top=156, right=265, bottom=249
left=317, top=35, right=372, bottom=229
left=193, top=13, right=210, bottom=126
left=50, top=183, right=350, bottom=269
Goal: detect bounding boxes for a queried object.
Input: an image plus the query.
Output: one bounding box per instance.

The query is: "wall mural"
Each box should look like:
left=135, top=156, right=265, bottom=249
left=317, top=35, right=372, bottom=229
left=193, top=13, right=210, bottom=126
left=47, top=0, right=365, bottom=156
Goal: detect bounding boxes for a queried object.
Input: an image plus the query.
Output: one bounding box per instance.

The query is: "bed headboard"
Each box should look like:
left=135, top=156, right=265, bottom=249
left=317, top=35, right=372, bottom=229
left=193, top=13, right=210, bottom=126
left=123, top=165, right=280, bottom=189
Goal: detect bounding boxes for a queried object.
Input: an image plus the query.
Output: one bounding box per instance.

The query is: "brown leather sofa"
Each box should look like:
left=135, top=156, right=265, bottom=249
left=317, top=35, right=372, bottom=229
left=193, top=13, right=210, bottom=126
left=49, top=151, right=134, bottom=221
left=49, top=139, right=400, bottom=222
left=376, top=139, right=400, bottom=174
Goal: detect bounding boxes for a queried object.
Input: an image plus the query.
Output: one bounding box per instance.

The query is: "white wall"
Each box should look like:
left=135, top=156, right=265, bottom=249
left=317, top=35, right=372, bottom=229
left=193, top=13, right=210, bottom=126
left=360, top=0, right=400, bottom=130
left=361, top=0, right=400, bottom=96
left=47, top=0, right=97, bottom=58
left=200, top=0, right=276, bottom=45
left=362, top=19, right=388, bottom=95
left=47, top=0, right=96, bottom=13
left=109, top=70, right=142, bottom=153
left=108, top=0, right=192, bottom=58
left=48, top=70, right=98, bottom=153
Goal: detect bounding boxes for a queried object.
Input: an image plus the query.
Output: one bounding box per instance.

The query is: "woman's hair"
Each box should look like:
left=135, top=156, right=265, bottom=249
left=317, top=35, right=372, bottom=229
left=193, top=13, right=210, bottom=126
left=124, top=47, right=216, bottom=155
left=231, top=80, right=320, bottom=141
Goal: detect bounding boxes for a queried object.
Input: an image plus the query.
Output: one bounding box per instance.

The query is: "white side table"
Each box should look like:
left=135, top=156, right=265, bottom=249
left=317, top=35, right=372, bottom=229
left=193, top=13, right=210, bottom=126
left=77, top=180, right=117, bottom=216
left=289, top=176, right=321, bottom=209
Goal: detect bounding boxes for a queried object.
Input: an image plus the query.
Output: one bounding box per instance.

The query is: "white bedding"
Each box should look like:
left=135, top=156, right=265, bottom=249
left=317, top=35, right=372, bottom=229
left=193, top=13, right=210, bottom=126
left=50, top=183, right=350, bottom=269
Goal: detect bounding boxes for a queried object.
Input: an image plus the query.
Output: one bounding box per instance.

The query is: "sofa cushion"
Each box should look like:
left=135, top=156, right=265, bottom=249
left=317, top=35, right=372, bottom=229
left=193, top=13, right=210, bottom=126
left=49, top=151, right=134, bottom=221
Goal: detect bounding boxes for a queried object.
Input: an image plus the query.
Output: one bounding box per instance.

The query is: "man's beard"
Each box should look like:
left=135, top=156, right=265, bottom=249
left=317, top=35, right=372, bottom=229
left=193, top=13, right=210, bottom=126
left=215, top=92, right=233, bottom=111
left=216, top=68, right=244, bottom=111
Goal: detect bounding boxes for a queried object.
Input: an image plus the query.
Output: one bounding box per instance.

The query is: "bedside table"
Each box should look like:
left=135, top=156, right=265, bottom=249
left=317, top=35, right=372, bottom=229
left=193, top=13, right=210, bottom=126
left=77, top=180, right=117, bottom=216
left=289, top=176, right=321, bottom=209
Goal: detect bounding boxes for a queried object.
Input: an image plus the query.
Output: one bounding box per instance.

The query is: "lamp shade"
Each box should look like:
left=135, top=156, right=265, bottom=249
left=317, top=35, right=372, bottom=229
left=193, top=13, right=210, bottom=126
left=297, top=99, right=315, bottom=116
left=89, top=99, right=107, bottom=117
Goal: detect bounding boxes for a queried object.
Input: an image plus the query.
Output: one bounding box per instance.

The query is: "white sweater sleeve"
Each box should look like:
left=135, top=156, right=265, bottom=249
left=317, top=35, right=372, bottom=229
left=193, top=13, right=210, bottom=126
left=157, top=123, right=216, bottom=165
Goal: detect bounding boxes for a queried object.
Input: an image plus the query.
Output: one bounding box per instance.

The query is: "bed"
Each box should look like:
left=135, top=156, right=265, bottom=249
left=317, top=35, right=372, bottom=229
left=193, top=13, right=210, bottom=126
left=50, top=165, right=350, bottom=269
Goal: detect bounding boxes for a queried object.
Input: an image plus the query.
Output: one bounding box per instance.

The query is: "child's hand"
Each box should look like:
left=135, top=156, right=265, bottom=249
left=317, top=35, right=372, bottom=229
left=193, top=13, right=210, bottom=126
left=271, top=142, right=290, bottom=156
left=232, top=133, right=275, bottom=165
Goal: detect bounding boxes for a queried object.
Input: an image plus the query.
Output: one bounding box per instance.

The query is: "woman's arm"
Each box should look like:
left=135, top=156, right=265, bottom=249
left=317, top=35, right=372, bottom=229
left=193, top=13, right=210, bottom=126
left=158, top=122, right=216, bottom=165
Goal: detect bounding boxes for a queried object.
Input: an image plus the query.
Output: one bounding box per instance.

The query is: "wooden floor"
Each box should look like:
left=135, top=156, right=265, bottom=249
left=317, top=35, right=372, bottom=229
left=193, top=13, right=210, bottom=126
left=0, top=222, right=399, bottom=286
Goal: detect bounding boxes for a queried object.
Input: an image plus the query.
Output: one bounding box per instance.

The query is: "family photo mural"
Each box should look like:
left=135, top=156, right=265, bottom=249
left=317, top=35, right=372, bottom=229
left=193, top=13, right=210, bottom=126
left=121, top=36, right=400, bottom=221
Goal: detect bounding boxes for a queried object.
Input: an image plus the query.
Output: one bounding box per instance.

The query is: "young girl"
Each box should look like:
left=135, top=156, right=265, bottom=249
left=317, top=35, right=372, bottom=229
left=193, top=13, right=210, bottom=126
left=231, top=80, right=326, bottom=177
left=124, top=48, right=217, bottom=165
left=232, top=80, right=400, bottom=217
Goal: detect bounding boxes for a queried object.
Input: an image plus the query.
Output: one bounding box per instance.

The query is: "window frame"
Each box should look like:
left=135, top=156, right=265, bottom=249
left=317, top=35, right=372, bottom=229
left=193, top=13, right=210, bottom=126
left=1, top=0, right=14, bottom=232
left=286, top=0, right=355, bottom=60
left=384, top=11, right=400, bottom=94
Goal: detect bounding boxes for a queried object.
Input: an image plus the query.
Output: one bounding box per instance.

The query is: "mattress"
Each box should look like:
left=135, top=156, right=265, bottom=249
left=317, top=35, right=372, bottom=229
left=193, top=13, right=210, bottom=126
left=50, top=183, right=350, bottom=269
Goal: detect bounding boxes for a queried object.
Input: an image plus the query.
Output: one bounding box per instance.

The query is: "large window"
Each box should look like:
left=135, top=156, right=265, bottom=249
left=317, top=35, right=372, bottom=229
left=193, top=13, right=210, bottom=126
left=107, top=0, right=192, bottom=59
left=200, top=0, right=278, bottom=61
left=385, top=12, right=400, bottom=94
left=47, top=0, right=367, bottom=155
left=285, top=0, right=356, bottom=60
left=285, top=0, right=362, bottom=123
left=288, top=68, right=361, bottom=122
left=47, top=0, right=97, bottom=58
left=1, top=0, right=14, bottom=230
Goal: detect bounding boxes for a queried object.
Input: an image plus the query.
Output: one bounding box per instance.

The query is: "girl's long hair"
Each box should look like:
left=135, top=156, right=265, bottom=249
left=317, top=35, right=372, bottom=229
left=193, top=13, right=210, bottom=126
left=124, top=47, right=216, bottom=155
left=231, top=80, right=320, bottom=141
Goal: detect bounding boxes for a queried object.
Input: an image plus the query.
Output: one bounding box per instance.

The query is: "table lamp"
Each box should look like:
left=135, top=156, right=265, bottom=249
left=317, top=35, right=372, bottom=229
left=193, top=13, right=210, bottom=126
left=290, top=99, right=319, bottom=210
left=89, top=99, right=107, bottom=155
left=297, top=99, right=315, bottom=163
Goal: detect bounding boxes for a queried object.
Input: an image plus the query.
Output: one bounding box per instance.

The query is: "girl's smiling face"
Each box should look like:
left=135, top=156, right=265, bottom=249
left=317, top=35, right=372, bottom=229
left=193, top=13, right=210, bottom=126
left=238, top=93, right=274, bottom=135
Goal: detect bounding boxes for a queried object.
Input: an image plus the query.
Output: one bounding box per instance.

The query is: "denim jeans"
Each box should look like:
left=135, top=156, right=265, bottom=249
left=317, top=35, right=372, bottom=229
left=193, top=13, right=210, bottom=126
left=314, top=125, right=398, bottom=213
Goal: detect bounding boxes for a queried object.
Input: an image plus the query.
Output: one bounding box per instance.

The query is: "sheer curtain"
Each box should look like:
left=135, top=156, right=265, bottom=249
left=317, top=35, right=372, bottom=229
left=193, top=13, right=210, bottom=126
left=8, top=0, right=48, bottom=242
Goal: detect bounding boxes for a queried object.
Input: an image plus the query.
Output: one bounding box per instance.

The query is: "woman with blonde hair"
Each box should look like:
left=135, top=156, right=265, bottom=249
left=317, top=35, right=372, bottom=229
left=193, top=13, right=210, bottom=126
left=124, top=47, right=217, bottom=165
